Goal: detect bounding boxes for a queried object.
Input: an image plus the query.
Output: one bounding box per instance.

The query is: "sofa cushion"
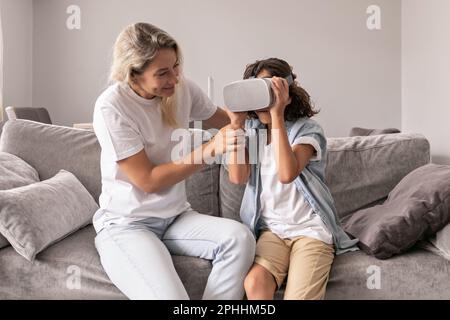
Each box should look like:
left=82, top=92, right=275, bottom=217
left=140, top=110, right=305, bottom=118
left=418, top=222, right=450, bottom=261
left=186, top=164, right=220, bottom=216
left=326, top=133, right=430, bottom=219
left=323, top=247, right=450, bottom=299
left=218, top=133, right=430, bottom=223
left=1, top=227, right=448, bottom=299
left=0, top=225, right=212, bottom=299
left=0, top=233, right=6, bottom=250
left=0, top=152, right=40, bottom=249
left=0, top=170, right=99, bottom=261
left=0, top=120, right=101, bottom=203
left=344, top=164, right=450, bottom=259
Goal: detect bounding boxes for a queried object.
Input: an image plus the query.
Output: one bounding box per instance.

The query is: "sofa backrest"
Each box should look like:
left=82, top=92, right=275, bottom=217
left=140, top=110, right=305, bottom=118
left=326, top=133, right=430, bottom=218
left=218, top=132, right=431, bottom=222
left=0, top=120, right=431, bottom=222
left=0, top=120, right=102, bottom=203
left=0, top=120, right=221, bottom=216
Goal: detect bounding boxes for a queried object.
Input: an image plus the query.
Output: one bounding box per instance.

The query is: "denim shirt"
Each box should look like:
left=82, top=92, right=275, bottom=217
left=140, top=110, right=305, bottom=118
left=238, top=117, right=359, bottom=255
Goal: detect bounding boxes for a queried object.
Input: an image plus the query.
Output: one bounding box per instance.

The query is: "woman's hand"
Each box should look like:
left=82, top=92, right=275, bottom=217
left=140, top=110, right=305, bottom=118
left=270, top=77, right=292, bottom=118
left=209, top=124, right=246, bottom=157
left=223, top=106, right=248, bottom=129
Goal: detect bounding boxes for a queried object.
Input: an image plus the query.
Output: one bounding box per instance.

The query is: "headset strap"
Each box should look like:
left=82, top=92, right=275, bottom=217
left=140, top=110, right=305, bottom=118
left=249, top=74, right=294, bottom=85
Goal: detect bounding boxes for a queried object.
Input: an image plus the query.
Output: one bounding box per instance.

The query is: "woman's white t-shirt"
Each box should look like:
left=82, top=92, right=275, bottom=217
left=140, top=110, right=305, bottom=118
left=92, top=78, right=217, bottom=233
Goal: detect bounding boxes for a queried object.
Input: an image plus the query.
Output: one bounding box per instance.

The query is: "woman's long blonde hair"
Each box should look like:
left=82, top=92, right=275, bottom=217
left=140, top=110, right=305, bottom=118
left=109, top=22, right=182, bottom=128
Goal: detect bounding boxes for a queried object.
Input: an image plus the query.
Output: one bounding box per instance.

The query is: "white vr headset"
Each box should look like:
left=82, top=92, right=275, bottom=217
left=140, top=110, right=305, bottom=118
left=223, top=75, right=294, bottom=112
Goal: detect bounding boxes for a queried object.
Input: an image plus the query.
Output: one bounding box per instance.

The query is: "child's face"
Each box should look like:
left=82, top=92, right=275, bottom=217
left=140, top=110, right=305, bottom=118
left=254, top=69, right=273, bottom=124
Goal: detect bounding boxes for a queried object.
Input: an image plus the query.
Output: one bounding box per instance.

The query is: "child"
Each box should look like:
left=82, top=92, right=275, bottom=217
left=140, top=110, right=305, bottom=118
left=226, top=58, right=358, bottom=300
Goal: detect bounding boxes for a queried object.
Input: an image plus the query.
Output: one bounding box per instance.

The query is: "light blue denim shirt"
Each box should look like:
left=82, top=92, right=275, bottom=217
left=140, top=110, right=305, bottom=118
left=238, top=117, right=359, bottom=255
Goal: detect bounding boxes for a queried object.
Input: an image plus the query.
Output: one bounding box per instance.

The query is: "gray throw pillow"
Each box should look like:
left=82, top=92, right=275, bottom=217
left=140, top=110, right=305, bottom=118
left=344, top=164, right=450, bottom=259
left=0, top=151, right=40, bottom=189
left=0, top=152, right=40, bottom=249
left=0, top=170, right=99, bottom=261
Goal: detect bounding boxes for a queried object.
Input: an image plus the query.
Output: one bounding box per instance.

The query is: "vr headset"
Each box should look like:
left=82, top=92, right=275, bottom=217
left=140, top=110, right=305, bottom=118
left=223, top=75, right=294, bottom=112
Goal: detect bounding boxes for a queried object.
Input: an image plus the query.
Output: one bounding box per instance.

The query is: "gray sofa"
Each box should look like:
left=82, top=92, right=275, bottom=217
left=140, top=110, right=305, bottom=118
left=0, top=119, right=449, bottom=300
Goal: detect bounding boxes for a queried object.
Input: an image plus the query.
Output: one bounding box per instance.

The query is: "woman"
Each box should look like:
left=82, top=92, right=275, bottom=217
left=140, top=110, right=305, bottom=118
left=92, top=22, right=255, bottom=300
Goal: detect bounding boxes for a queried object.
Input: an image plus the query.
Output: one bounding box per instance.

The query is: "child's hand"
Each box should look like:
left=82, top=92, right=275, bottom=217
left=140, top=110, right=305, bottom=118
left=270, top=77, right=292, bottom=118
left=223, top=106, right=247, bottom=129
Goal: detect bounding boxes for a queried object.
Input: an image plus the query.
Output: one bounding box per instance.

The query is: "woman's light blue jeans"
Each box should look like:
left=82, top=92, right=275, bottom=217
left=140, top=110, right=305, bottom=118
left=94, top=210, right=256, bottom=300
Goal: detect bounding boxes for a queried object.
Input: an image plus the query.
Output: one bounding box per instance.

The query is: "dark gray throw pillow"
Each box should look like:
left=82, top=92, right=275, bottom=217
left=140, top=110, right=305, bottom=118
left=185, top=128, right=220, bottom=216
left=219, top=165, right=246, bottom=222
left=0, top=152, right=40, bottom=249
left=349, top=127, right=400, bottom=137
left=344, top=164, right=450, bottom=259
left=186, top=164, right=220, bottom=216
left=0, top=170, right=99, bottom=261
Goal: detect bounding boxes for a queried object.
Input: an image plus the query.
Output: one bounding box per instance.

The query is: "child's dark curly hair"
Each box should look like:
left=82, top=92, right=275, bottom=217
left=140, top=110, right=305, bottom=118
left=243, top=58, right=319, bottom=121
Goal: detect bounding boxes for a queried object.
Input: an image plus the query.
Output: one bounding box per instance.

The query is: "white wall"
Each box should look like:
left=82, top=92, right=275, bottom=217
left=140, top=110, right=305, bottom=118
left=4, top=1, right=447, bottom=162
left=32, top=0, right=401, bottom=137
left=402, top=0, right=450, bottom=164
left=0, top=0, right=33, bottom=119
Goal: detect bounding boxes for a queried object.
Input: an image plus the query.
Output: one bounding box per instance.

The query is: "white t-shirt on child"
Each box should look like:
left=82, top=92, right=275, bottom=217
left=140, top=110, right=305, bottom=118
left=259, top=139, right=334, bottom=244
left=92, top=78, right=217, bottom=233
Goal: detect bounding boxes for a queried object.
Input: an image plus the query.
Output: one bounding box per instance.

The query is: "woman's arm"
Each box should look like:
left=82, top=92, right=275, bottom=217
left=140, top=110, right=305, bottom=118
left=117, top=126, right=234, bottom=193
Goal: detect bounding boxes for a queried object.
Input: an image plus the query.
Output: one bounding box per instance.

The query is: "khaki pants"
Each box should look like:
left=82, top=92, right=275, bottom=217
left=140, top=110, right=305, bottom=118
left=255, top=230, right=335, bottom=300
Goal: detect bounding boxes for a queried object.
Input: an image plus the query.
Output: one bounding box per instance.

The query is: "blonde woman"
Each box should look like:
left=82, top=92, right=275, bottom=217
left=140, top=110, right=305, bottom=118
left=92, top=23, right=255, bottom=300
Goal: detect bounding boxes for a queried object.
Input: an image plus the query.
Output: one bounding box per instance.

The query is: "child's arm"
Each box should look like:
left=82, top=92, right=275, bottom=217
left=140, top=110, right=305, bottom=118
left=271, top=115, right=315, bottom=184
left=270, top=77, right=315, bottom=184
left=224, top=109, right=250, bottom=185
left=228, top=136, right=250, bottom=185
